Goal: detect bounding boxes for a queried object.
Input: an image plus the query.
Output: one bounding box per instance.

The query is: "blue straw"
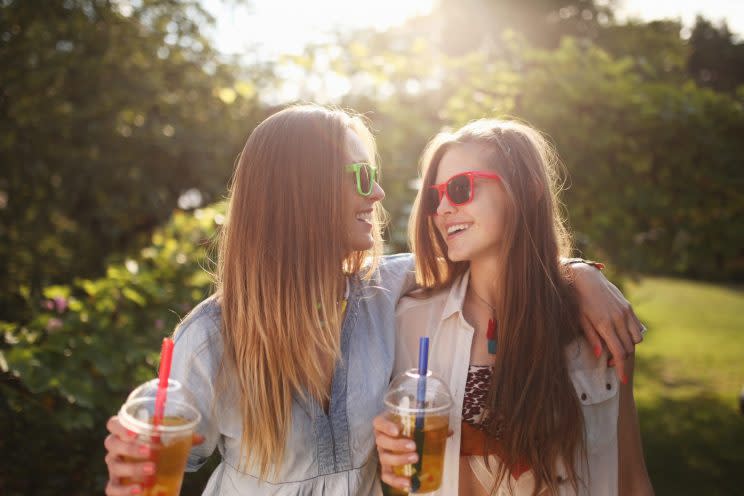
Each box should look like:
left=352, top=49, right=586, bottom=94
left=416, top=336, right=429, bottom=394
left=411, top=337, right=429, bottom=492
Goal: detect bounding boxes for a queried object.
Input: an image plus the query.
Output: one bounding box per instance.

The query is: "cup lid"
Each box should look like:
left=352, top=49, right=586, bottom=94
left=119, top=379, right=201, bottom=435
left=384, top=368, right=453, bottom=415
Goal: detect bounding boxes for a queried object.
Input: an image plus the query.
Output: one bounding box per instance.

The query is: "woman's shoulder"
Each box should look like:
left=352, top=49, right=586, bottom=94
left=379, top=253, right=415, bottom=274
left=173, top=295, right=222, bottom=350
left=361, top=253, right=417, bottom=296
left=396, top=286, right=449, bottom=316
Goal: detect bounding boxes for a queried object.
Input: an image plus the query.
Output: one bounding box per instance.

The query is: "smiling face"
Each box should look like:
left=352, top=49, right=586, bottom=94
left=432, top=142, right=508, bottom=264
left=343, top=128, right=385, bottom=252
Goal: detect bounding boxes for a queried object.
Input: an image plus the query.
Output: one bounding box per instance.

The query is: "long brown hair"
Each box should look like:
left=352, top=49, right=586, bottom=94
left=215, top=104, right=384, bottom=479
left=410, top=120, right=586, bottom=495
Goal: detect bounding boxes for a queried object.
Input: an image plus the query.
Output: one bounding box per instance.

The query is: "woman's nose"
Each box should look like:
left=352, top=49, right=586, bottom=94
left=436, top=193, right=455, bottom=216
left=369, top=181, right=385, bottom=202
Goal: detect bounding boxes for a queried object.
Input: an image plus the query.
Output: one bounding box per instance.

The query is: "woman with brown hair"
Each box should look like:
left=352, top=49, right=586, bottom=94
left=374, top=119, right=653, bottom=495
left=102, top=106, right=643, bottom=495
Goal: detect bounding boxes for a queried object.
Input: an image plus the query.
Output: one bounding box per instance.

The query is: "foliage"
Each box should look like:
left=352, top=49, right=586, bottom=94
left=688, top=16, right=744, bottom=94
left=286, top=27, right=744, bottom=279
left=441, top=37, right=744, bottom=278
left=0, top=0, right=264, bottom=324
left=0, top=204, right=223, bottom=494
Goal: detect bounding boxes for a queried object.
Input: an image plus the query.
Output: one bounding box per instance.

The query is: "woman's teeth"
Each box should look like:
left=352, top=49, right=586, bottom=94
left=356, top=211, right=372, bottom=222
left=447, top=224, right=470, bottom=235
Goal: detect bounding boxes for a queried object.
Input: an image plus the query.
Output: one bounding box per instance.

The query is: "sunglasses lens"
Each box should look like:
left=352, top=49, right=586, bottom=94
left=447, top=175, right=471, bottom=205
left=359, top=164, right=373, bottom=194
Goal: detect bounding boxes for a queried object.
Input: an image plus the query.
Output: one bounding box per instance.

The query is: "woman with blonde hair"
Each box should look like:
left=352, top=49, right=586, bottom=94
left=375, top=119, right=653, bottom=495
left=103, top=105, right=643, bottom=495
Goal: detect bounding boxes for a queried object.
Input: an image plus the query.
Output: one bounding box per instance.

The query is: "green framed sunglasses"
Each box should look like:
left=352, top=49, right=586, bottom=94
left=345, top=162, right=379, bottom=196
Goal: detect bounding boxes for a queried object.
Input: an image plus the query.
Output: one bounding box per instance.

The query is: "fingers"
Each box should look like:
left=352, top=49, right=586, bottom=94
left=105, top=478, right=143, bottom=496
left=105, top=452, right=155, bottom=482
left=605, top=280, right=643, bottom=345
left=103, top=431, right=152, bottom=461
left=381, top=466, right=412, bottom=491
left=373, top=414, right=399, bottom=437
left=626, top=305, right=644, bottom=344
left=107, top=416, right=133, bottom=439
left=104, top=416, right=154, bottom=495
left=580, top=313, right=603, bottom=359
left=378, top=447, right=419, bottom=468
left=192, top=433, right=205, bottom=446
left=612, top=309, right=635, bottom=357
left=598, top=320, right=629, bottom=385
left=375, top=431, right=416, bottom=454
left=373, top=413, right=416, bottom=491
left=374, top=431, right=418, bottom=466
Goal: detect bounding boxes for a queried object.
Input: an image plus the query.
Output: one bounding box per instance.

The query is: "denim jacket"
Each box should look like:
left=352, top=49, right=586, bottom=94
left=169, top=254, right=416, bottom=495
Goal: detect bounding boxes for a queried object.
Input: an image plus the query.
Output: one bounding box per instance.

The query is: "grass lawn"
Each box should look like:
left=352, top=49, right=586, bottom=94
left=627, top=277, right=744, bottom=496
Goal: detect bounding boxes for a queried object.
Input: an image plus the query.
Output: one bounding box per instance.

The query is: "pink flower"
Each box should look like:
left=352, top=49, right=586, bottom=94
left=53, top=296, right=68, bottom=314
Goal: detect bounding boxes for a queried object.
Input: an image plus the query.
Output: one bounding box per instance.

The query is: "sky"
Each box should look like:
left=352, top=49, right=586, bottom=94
left=201, top=0, right=744, bottom=59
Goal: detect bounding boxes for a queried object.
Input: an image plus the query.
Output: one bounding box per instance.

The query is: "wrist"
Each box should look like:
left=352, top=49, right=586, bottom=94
left=562, top=257, right=605, bottom=271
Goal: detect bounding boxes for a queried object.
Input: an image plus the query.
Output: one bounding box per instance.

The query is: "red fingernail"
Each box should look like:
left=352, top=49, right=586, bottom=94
left=143, top=474, right=156, bottom=488
left=143, top=463, right=155, bottom=475
left=126, top=429, right=138, bottom=439
left=138, top=445, right=150, bottom=456
left=130, top=487, right=141, bottom=495
left=593, top=345, right=601, bottom=358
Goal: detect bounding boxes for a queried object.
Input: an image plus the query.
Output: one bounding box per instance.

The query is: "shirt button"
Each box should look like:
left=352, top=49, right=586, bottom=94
left=606, top=383, right=612, bottom=390
left=580, top=393, right=587, bottom=401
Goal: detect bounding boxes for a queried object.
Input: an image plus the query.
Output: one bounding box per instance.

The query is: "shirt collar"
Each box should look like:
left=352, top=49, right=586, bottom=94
left=440, top=269, right=470, bottom=321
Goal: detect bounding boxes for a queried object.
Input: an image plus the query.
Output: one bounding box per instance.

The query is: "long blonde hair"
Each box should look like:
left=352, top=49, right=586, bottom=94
left=411, top=119, right=586, bottom=495
left=215, top=104, right=384, bottom=479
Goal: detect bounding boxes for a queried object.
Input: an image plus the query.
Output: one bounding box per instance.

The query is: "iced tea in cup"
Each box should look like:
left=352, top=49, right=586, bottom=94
left=119, top=379, right=201, bottom=496
left=384, top=369, right=453, bottom=494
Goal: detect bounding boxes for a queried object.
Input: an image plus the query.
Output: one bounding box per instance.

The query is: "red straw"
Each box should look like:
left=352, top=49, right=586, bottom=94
left=153, top=337, right=174, bottom=426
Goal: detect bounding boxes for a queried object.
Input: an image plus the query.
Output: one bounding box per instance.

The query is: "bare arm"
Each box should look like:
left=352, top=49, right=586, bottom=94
left=617, top=354, right=654, bottom=496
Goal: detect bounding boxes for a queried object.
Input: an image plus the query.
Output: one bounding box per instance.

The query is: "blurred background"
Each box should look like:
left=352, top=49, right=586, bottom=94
left=1, top=0, right=742, bottom=494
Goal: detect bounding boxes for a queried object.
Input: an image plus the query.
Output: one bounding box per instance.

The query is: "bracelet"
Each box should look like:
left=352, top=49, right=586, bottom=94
left=563, top=257, right=605, bottom=270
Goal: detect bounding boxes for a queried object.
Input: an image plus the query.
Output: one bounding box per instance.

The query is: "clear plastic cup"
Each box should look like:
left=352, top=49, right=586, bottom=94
left=118, top=379, right=201, bottom=496
left=384, top=368, right=453, bottom=494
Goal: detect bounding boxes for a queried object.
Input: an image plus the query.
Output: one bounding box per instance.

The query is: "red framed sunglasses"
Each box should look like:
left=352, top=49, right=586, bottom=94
left=424, top=171, right=501, bottom=215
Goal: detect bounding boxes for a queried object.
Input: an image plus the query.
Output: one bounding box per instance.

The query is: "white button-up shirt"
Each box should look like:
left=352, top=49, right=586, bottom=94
left=393, top=271, right=620, bottom=495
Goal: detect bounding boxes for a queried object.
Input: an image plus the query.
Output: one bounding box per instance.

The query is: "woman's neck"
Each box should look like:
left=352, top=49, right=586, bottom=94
left=468, top=255, right=503, bottom=309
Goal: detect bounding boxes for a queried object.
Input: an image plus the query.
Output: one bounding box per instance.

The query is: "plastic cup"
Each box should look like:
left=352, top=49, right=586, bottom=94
left=119, top=379, right=201, bottom=496
left=383, top=368, right=453, bottom=494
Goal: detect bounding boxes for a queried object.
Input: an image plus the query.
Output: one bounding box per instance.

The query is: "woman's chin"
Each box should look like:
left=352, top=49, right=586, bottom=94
left=445, top=247, right=468, bottom=263
left=349, top=236, right=374, bottom=252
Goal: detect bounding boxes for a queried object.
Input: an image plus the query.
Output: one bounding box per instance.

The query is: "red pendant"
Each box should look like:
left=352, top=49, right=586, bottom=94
left=487, top=318, right=497, bottom=354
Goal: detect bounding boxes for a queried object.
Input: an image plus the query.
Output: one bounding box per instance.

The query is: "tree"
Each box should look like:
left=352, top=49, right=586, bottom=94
left=688, top=16, right=744, bottom=93
left=0, top=0, right=263, bottom=324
